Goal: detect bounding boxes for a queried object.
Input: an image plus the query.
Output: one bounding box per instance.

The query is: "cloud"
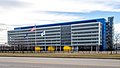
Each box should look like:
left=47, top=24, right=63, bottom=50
left=16, top=0, right=120, bottom=16
left=0, top=23, right=6, bottom=25
left=43, top=11, right=85, bottom=16
left=0, top=0, right=120, bottom=26
left=28, top=0, right=120, bottom=12
left=0, top=0, right=28, bottom=8
left=0, top=0, right=120, bottom=43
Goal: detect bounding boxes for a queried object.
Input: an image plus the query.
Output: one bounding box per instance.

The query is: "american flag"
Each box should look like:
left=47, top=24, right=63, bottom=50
left=30, top=26, right=36, bottom=32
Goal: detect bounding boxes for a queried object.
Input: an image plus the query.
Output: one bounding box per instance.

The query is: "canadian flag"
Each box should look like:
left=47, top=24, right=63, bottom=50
left=41, top=30, right=45, bottom=36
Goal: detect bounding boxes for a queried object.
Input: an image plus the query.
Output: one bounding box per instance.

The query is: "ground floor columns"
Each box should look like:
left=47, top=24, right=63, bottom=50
left=55, top=46, right=57, bottom=52
left=60, top=46, right=61, bottom=52
left=97, top=45, right=100, bottom=51
left=77, top=46, right=79, bottom=52
left=96, top=46, right=97, bottom=52
left=95, top=45, right=100, bottom=52
left=91, top=46, right=93, bottom=51
left=45, top=46, right=46, bottom=52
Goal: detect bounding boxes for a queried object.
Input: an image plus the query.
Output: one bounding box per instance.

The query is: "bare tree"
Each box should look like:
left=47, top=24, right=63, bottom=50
left=114, top=33, right=120, bottom=54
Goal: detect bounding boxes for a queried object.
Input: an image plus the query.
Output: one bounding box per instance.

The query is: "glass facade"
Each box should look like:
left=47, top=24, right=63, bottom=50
left=8, top=26, right=61, bottom=46
left=71, top=22, right=102, bottom=46
left=8, top=18, right=113, bottom=51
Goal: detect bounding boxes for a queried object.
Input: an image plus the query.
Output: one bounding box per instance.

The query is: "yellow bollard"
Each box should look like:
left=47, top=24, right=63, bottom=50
left=48, top=46, right=55, bottom=52
left=35, top=46, right=41, bottom=51
left=63, top=46, right=72, bottom=52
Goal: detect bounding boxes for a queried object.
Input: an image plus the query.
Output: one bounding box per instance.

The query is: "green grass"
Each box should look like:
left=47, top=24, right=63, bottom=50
left=0, top=52, right=120, bottom=59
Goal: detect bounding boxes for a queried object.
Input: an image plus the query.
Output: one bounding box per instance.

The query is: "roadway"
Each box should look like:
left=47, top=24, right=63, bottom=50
left=0, top=57, right=119, bottom=68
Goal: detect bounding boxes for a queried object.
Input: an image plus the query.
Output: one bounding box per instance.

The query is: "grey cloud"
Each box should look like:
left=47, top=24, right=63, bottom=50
left=0, top=23, right=6, bottom=25
left=44, top=11, right=82, bottom=15
left=0, top=23, right=21, bottom=26
left=0, top=0, right=29, bottom=8
left=0, top=28, right=6, bottom=31
left=43, top=11, right=85, bottom=17
left=92, top=0, right=120, bottom=9
left=110, top=3, right=120, bottom=9
left=33, top=10, right=84, bottom=16
left=34, top=19, right=60, bottom=22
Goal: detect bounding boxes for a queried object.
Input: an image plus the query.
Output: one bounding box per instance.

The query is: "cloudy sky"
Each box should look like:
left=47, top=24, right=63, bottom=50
left=0, top=0, right=120, bottom=43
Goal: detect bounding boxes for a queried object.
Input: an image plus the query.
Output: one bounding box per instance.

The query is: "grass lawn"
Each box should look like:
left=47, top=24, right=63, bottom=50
left=0, top=52, right=120, bottom=59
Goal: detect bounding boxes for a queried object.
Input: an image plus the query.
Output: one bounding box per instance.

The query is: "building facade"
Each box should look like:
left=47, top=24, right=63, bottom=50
left=8, top=18, right=113, bottom=51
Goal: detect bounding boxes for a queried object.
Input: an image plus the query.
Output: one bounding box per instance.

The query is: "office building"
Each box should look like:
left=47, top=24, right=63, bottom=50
left=8, top=17, right=113, bottom=51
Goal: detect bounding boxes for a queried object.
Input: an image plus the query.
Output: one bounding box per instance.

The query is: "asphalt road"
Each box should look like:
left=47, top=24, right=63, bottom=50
left=0, top=57, right=119, bottom=68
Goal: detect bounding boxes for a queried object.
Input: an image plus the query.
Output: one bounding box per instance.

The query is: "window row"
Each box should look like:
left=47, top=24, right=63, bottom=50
left=72, top=23, right=99, bottom=28
left=72, top=35, right=98, bottom=37
left=72, top=42, right=98, bottom=44
left=72, top=27, right=99, bottom=31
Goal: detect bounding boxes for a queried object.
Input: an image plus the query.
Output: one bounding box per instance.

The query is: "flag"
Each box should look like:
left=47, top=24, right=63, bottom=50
left=43, top=30, right=45, bottom=35
left=30, top=25, right=36, bottom=32
left=41, top=30, right=45, bottom=36
left=41, top=33, right=44, bottom=37
left=24, top=33, right=28, bottom=38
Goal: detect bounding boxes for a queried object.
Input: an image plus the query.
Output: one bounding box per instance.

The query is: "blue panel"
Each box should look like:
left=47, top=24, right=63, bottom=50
left=96, top=19, right=106, bottom=51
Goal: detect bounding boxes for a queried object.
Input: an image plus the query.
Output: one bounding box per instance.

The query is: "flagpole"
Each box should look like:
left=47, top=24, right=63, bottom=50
left=35, top=25, right=36, bottom=46
left=25, top=33, right=29, bottom=51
